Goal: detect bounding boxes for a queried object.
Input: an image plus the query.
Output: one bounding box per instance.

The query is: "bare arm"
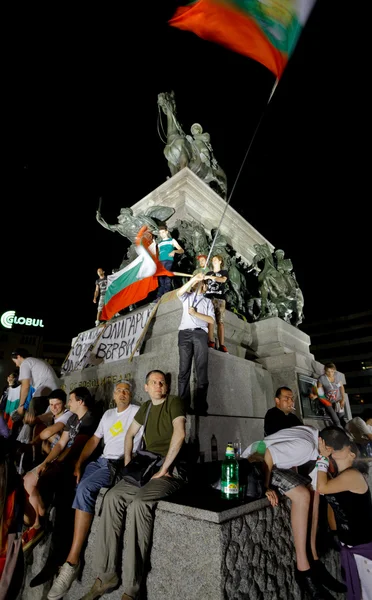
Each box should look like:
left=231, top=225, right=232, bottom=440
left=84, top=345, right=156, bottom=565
left=188, top=306, right=214, bottom=324
left=317, top=469, right=367, bottom=495
left=176, top=273, right=204, bottom=298
left=76, top=435, right=101, bottom=467
left=93, top=284, right=100, bottom=302
left=263, top=448, right=279, bottom=507
left=152, top=416, right=186, bottom=478
left=124, top=419, right=142, bottom=466
left=36, top=430, right=70, bottom=474
left=32, top=421, right=65, bottom=444
left=19, top=379, right=31, bottom=407
left=339, top=384, right=345, bottom=408
left=73, top=435, right=101, bottom=482
left=169, top=239, right=184, bottom=256
left=204, top=274, right=227, bottom=283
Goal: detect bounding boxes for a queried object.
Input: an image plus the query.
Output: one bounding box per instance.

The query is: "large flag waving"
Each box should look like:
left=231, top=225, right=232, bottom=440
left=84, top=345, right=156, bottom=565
left=169, top=0, right=316, bottom=78
left=101, top=227, right=174, bottom=320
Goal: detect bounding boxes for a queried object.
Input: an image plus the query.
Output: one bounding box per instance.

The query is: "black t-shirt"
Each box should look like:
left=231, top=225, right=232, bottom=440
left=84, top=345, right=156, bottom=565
left=264, top=406, right=302, bottom=436
left=96, top=277, right=108, bottom=296
left=205, top=270, right=229, bottom=299
left=63, top=411, right=96, bottom=446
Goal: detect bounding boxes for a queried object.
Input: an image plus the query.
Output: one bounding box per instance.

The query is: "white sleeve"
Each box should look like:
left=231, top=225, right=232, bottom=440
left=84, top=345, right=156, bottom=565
left=56, top=410, right=73, bottom=426
left=19, top=361, right=32, bottom=381
left=207, top=300, right=216, bottom=321
left=94, top=414, right=105, bottom=439
left=354, top=417, right=371, bottom=435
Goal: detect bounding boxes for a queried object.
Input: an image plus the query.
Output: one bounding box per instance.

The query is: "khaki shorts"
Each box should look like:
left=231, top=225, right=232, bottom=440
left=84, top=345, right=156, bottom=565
left=212, top=298, right=226, bottom=324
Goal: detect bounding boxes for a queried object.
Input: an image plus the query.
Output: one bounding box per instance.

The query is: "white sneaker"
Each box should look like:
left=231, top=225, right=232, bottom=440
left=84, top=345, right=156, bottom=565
left=47, top=561, right=80, bottom=600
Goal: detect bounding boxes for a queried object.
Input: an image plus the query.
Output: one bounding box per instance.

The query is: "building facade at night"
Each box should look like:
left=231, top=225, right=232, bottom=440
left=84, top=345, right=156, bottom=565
left=302, top=310, right=372, bottom=413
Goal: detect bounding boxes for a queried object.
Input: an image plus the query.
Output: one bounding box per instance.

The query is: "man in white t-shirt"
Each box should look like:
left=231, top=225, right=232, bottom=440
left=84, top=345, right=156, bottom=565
left=46, top=381, right=142, bottom=600
left=32, top=389, right=73, bottom=454
left=177, top=272, right=215, bottom=416
left=11, top=348, right=60, bottom=419
left=242, top=426, right=346, bottom=598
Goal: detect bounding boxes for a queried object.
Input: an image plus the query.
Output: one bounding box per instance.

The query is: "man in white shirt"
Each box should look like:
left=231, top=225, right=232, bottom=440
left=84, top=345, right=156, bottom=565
left=177, top=272, right=215, bottom=416
left=46, top=381, right=142, bottom=600
left=242, top=426, right=346, bottom=598
left=11, top=348, right=59, bottom=419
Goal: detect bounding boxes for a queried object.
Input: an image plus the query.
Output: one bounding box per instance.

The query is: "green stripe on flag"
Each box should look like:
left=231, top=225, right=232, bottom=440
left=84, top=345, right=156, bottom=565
left=104, top=260, right=143, bottom=305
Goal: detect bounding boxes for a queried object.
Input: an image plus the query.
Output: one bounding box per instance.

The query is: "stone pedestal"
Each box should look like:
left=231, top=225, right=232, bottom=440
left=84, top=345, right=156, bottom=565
left=61, top=298, right=274, bottom=459
left=131, top=168, right=273, bottom=264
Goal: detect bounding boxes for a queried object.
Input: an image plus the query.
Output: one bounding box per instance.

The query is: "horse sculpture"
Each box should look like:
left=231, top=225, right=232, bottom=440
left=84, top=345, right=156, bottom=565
left=157, top=91, right=227, bottom=199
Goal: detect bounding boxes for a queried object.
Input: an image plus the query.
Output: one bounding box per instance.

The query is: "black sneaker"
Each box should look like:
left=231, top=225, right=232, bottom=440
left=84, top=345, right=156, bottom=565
left=311, top=560, right=347, bottom=593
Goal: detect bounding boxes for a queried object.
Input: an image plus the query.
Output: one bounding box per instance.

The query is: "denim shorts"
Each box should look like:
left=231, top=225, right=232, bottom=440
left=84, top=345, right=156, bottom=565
left=72, top=456, right=113, bottom=513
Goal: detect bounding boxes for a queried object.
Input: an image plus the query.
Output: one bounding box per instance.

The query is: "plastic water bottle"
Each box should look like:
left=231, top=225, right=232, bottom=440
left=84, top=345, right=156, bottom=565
left=221, top=443, right=239, bottom=500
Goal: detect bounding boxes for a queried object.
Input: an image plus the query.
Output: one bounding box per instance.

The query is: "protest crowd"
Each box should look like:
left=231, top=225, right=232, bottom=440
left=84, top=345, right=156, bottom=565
left=1, top=243, right=371, bottom=600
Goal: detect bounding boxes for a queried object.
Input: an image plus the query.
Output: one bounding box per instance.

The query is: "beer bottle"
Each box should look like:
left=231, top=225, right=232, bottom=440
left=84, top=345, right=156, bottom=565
left=221, top=443, right=239, bottom=500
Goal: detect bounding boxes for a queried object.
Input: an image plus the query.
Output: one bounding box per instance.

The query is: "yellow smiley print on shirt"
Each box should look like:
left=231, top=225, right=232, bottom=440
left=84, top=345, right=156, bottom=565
left=109, top=420, right=124, bottom=437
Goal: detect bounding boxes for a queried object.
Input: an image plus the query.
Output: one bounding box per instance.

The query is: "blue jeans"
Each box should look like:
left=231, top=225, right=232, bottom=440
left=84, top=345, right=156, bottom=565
left=72, top=456, right=113, bottom=514
left=157, top=260, right=173, bottom=298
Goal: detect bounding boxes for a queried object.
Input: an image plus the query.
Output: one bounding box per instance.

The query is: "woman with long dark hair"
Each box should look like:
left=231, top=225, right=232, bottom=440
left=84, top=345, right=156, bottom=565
left=317, top=426, right=372, bottom=600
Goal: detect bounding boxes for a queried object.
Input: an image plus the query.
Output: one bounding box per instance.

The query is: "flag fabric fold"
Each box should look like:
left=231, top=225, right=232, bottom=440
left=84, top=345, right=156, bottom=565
left=101, top=227, right=174, bottom=321
left=169, top=0, right=316, bottom=78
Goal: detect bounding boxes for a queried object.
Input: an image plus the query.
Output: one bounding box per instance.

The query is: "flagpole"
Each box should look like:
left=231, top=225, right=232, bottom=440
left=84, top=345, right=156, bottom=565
left=205, top=79, right=278, bottom=268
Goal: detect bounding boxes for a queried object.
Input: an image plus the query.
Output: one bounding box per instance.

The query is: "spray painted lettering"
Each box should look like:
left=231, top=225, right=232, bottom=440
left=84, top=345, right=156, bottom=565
left=61, top=307, right=151, bottom=373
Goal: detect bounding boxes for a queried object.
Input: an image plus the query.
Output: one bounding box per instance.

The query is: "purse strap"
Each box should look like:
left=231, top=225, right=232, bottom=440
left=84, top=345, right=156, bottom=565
left=140, top=402, right=153, bottom=451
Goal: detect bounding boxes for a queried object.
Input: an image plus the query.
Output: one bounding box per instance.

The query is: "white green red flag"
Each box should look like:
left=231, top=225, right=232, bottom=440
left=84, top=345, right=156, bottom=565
left=101, top=227, right=174, bottom=320
left=169, top=0, right=317, bottom=78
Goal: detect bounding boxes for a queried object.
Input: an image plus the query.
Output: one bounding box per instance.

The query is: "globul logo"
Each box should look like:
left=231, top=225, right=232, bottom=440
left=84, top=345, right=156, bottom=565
left=0, top=310, right=44, bottom=330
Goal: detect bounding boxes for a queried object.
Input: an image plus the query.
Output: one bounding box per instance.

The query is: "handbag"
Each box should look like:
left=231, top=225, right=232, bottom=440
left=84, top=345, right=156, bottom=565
left=121, top=403, right=164, bottom=488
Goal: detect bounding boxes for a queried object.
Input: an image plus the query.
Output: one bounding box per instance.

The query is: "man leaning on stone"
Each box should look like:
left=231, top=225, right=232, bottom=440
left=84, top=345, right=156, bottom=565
left=264, top=386, right=302, bottom=436
left=43, top=381, right=142, bottom=599
left=81, top=370, right=186, bottom=600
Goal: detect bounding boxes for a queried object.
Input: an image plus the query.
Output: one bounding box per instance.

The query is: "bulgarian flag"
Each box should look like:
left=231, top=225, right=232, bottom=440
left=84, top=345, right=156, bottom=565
left=169, top=0, right=316, bottom=78
left=101, top=226, right=174, bottom=320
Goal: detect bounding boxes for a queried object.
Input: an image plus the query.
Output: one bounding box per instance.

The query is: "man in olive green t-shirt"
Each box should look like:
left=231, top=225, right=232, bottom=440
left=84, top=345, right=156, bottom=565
left=83, top=370, right=186, bottom=600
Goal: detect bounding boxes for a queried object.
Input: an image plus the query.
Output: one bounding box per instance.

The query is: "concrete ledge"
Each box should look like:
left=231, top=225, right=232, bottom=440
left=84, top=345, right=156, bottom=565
left=157, top=496, right=270, bottom=524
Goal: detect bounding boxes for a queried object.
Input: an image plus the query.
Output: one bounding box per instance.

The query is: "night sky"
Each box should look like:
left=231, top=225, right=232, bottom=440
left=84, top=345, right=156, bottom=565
left=5, top=1, right=369, bottom=343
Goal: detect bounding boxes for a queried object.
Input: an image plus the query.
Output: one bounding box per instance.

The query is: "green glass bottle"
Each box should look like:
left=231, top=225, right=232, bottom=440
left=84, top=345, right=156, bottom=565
left=221, top=443, right=239, bottom=500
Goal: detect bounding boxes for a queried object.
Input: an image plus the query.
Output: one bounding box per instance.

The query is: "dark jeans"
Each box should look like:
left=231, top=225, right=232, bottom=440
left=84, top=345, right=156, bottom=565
left=324, top=404, right=346, bottom=428
left=156, top=260, right=173, bottom=298
left=178, top=329, right=209, bottom=413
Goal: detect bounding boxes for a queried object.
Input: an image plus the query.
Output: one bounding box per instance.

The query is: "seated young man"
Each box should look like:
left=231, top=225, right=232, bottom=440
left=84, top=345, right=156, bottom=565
left=242, top=426, right=347, bottom=599
left=22, top=387, right=96, bottom=550
left=31, top=389, right=72, bottom=455
left=45, top=381, right=142, bottom=600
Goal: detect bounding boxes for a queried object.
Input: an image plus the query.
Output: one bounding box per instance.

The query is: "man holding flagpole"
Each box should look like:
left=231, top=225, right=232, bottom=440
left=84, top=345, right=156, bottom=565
left=177, top=272, right=215, bottom=415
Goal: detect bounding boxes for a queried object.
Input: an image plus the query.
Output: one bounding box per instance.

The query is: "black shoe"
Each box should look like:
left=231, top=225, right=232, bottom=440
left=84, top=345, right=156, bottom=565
left=295, top=568, right=336, bottom=600
left=186, top=407, right=195, bottom=415
left=195, top=407, right=209, bottom=416
left=311, top=560, right=347, bottom=593
left=30, top=561, right=59, bottom=587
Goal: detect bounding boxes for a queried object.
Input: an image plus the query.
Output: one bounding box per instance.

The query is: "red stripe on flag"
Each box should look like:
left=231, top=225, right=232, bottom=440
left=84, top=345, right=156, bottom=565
left=169, top=0, right=286, bottom=77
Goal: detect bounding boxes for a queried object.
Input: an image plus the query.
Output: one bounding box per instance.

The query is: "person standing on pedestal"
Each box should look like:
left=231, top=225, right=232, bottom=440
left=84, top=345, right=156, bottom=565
left=192, top=254, right=208, bottom=275
left=93, top=268, right=107, bottom=326
left=156, top=225, right=184, bottom=299
left=204, top=255, right=229, bottom=353
left=317, top=363, right=346, bottom=428
left=177, top=272, right=215, bottom=416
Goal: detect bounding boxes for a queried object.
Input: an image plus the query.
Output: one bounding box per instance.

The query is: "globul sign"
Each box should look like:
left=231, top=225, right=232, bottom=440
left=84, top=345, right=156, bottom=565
left=0, top=310, right=44, bottom=330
